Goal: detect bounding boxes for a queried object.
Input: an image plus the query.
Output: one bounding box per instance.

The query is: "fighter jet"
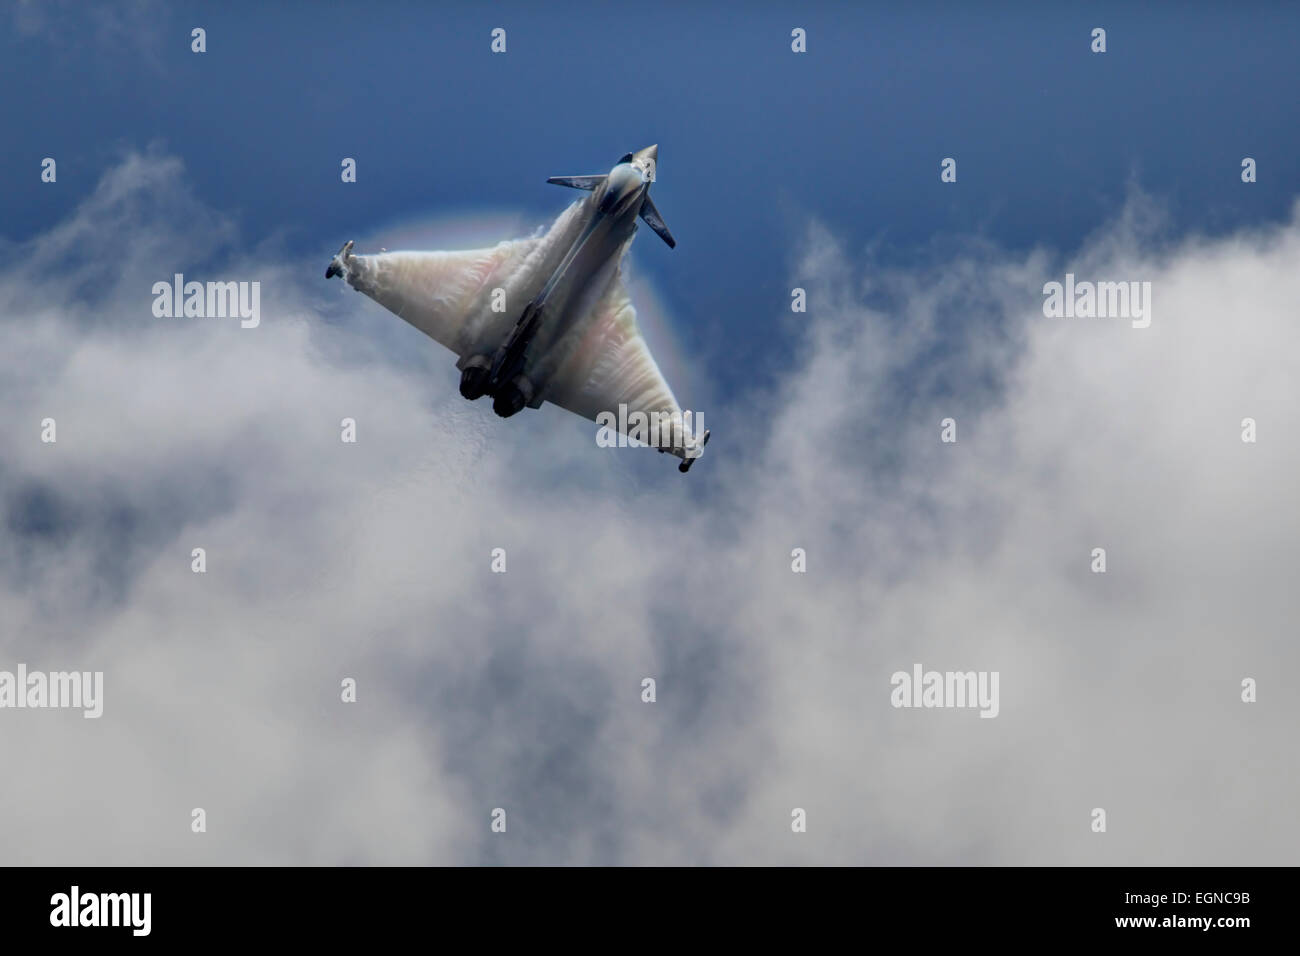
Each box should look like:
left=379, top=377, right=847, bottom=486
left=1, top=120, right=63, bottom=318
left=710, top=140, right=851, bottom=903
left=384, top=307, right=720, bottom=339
left=325, top=145, right=710, bottom=473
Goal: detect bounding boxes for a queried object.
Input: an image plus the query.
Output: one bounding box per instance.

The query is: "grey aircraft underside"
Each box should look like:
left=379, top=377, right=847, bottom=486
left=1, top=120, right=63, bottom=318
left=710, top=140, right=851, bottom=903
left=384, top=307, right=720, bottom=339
left=325, top=145, right=710, bottom=473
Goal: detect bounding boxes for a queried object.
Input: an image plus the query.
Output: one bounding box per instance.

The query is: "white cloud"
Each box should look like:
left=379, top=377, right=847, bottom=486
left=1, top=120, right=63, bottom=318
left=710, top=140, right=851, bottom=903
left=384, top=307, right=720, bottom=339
left=1, top=153, right=1296, bottom=864
left=10, top=0, right=167, bottom=66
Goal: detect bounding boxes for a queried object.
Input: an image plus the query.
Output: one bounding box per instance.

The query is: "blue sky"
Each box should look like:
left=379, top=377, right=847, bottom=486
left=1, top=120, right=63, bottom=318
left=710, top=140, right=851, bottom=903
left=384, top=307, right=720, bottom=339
left=3, top=2, right=1300, bottom=866
left=5, top=1, right=1298, bottom=393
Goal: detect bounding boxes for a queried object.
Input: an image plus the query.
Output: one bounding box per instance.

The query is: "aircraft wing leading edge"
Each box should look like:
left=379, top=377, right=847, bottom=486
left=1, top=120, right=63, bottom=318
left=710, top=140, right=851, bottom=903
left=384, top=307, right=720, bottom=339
left=327, top=239, right=541, bottom=358
left=542, top=277, right=706, bottom=465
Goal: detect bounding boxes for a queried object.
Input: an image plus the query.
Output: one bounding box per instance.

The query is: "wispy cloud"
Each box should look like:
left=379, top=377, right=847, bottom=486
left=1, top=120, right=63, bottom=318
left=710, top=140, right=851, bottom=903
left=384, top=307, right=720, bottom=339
left=1, top=153, right=1296, bottom=864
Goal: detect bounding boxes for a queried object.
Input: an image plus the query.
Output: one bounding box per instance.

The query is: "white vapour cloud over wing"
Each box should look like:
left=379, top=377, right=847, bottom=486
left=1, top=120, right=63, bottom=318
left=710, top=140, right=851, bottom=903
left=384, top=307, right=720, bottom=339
left=542, top=277, right=697, bottom=450
left=339, top=201, right=698, bottom=454
left=342, top=245, right=533, bottom=357
left=0, top=153, right=1297, bottom=865
left=339, top=200, right=587, bottom=362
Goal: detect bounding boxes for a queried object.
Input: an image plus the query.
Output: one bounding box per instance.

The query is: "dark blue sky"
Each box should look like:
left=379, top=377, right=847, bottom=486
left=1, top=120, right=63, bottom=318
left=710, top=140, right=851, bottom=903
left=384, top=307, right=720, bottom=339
left=4, top=1, right=1298, bottom=391
left=3, top=2, right=1300, bottom=868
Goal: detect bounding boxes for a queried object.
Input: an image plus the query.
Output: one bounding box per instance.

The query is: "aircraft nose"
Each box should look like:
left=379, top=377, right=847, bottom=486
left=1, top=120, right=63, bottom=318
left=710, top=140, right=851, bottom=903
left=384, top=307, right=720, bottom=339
left=636, top=144, right=658, bottom=162
left=599, top=163, right=645, bottom=212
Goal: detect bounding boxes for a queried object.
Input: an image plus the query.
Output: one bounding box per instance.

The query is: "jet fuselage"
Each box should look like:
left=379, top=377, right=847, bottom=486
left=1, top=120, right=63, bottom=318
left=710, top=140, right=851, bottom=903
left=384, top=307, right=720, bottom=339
left=323, top=144, right=708, bottom=472
left=464, top=147, right=658, bottom=417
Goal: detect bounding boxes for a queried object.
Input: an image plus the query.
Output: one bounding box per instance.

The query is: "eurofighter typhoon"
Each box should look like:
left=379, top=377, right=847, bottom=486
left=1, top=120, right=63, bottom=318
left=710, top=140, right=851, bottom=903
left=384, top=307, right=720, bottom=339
left=326, top=145, right=710, bottom=472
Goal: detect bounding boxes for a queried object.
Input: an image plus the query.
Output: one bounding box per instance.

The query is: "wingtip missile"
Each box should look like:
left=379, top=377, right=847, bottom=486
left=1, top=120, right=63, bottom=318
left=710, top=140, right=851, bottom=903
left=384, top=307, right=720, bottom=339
left=325, top=239, right=355, bottom=279
left=678, top=429, right=711, bottom=474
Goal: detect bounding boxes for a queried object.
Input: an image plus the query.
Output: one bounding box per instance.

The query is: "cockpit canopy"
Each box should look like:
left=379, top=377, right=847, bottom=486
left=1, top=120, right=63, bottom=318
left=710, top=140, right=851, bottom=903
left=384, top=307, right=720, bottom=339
left=598, top=163, right=645, bottom=213
left=617, top=147, right=657, bottom=183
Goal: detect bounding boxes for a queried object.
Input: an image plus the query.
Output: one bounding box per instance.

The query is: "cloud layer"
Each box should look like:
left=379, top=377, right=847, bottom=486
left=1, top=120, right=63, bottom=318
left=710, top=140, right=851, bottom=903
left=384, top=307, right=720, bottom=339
left=1, top=152, right=1296, bottom=864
